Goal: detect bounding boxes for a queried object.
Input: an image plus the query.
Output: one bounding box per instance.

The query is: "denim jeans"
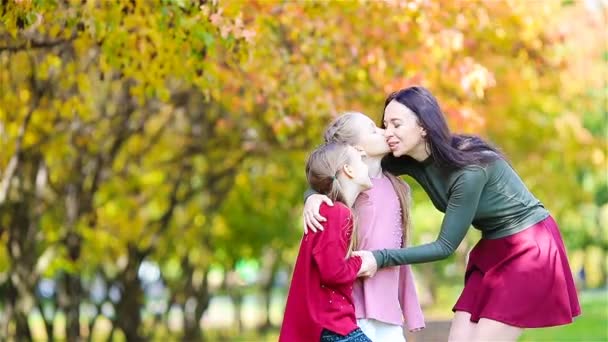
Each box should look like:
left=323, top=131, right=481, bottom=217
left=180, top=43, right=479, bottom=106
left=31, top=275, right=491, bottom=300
left=320, top=328, right=372, bottom=342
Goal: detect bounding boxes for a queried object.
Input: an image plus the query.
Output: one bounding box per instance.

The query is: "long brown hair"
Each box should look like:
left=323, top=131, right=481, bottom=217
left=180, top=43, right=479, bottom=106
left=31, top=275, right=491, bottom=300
left=305, top=142, right=359, bottom=257
left=384, top=172, right=412, bottom=247
left=323, top=112, right=412, bottom=247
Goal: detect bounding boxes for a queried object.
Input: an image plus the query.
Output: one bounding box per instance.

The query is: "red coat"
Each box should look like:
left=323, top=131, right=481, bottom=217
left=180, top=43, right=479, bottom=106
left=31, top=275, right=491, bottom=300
left=279, top=202, right=363, bottom=342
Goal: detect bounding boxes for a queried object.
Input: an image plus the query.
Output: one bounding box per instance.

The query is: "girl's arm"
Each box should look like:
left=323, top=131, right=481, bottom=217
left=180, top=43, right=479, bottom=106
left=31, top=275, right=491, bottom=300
left=312, top=206, right=362, bottom=286
left=314, top=242, right=362, bottom=286
left=373, top=167, right=487, bottom=267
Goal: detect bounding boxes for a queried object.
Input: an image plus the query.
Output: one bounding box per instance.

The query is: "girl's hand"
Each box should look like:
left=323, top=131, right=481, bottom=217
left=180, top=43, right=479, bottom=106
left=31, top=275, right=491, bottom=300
left=409, top=328, right=424, bottom=332
left=303, top=194, right=333, bottom=234
left=353, top=250, right=378, bottom=277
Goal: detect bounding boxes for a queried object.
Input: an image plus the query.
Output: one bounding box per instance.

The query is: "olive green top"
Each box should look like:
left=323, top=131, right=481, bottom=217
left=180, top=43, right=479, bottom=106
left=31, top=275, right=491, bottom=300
left=371, top=155, right=549, bottom=267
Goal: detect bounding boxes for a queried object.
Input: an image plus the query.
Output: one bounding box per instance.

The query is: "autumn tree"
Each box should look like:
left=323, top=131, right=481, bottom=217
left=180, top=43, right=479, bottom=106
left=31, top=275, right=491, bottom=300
left=0, top=0, right=604, bottom=340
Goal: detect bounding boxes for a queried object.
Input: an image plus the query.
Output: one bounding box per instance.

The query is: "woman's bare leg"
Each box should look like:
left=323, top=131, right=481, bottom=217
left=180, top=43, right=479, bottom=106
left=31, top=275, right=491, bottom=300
left=448, top=311, right=477, bottom=342
left=470, top=318, right=523, bottom=342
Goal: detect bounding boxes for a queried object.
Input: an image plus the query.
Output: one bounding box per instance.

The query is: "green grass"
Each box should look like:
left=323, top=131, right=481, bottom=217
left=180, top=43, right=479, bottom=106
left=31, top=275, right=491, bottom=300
left=248, top=290, right=608, bottom=342
left=519, top=290, right=608, bottom=342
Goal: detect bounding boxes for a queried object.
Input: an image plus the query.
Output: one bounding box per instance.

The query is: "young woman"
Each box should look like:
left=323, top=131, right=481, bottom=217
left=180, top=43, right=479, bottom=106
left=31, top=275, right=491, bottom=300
left=280, top=142, right=372, bottom=342
left=305, top=87, right=581, bottom=342
left=314, top=112, right=425, bottom=341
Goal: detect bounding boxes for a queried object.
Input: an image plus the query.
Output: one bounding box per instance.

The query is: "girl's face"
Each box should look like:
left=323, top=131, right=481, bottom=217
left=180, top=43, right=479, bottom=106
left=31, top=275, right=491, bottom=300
left=352, top=113, right=390, bottom=157
left=345, top=146, right=372, bottom=190
left=383, top=100, right=427, bottom=158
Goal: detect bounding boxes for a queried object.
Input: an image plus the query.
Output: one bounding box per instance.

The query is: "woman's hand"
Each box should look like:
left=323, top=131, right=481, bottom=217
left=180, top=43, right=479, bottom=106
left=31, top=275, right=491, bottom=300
left=303, top=194, right=333, bottom=234
left=353, top=250, right=378, bottom=277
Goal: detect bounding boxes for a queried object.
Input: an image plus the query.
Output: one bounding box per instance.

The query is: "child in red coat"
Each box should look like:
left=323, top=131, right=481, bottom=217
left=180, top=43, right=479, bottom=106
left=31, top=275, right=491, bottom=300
left=280, top=143, right=373, bottom=342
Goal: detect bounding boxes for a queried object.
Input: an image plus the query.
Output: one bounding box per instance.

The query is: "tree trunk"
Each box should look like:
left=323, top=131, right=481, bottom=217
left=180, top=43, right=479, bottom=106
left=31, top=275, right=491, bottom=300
left=232, top=292, right=243, bottom=334
left=64, top=178, right=84, bottom=342
left=182, top=263, right=212, bottom=342
left=7, top=200, right=39, bottom=341
left=15, top=311, right=32, bottom=341
left=64, top=272, right=82, bottom=342
left=0, top=298, right=12, bottom=340
left=113, top=245, right=145, bottom=341
left=37, top=300, right=55, bottom=341
left=0, top=286, right=34, bottom=341
left=259, top=252, right=281, bottom=333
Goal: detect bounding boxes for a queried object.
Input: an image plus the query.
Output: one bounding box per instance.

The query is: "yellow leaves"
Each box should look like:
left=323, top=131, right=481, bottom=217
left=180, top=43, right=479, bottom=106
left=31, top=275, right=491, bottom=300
left=212, top=215, right=229, bottom=240
left=457, top=58, right=496, bottom=99
left=48, top=23, right=62, bottom=38
left=142, top=198, right=166, bottom=222
left=18, top=89, right=30, bottom=103
left=129, top=84, right=146, bottom=105
left=157, top=86, right=171, bottom=103
left=76, top=73, right=90, bottom=93
left=208, top=7, right=255, bottom=43
left=37, top=54, right=62, bottom=81
left=591, top=148, right=605, bottom=168
left=0, top=236, right=9, bottom=274
left=80, top=226, right=122, bottom=264
left=438, top=29, right=464, bottom=52
left=13, top=0, right=33, bottom=7
left=0, top=0, right=601, bottom=277
left=554, top=113, right=594, bottom=144
left=22, top=108, right=47, bottom=148
left=583, top=246, right=606, bottom=288
left=101, top=201, right=120, bottom=219
left=95, top=192, right=148, bottom=244
left=194, top=213, right=205, bottom=227
left=72, top=35, right=91, bottom=56
left=140, top=170, right=165, bottom=187
left=444, top=105, right=486, bottom=132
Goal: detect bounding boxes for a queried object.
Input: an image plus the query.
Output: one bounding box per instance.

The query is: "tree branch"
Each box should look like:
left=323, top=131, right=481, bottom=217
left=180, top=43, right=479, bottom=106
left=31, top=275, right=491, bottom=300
left=0, top=36, right=76, bottom=53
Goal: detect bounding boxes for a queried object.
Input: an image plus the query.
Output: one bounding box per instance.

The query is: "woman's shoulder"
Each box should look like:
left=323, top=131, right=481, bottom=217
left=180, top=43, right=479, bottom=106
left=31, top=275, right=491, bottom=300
left=447, top=163, right=490, bottom=186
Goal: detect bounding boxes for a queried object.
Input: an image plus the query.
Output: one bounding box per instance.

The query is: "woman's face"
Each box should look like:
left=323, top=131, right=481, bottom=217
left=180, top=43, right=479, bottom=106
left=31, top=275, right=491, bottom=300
left=352, top=113, right=390, bottom=157
left=383, top=100, right=427, bottom=158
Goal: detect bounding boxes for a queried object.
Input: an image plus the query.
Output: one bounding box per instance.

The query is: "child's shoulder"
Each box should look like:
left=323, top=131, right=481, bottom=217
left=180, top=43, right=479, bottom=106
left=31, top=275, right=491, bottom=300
left=320, top=201, right=351, bottom=221
left=319, top=202, right=352, bottom=235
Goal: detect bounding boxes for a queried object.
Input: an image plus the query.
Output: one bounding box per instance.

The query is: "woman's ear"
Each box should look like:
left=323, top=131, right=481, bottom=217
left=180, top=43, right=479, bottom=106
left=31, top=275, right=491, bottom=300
left=420, top=127, right=427, bottom=137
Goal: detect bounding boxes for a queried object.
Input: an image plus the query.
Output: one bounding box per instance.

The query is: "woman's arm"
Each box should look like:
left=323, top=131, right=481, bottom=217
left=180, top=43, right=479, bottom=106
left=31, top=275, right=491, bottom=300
left=303, top=190, right=333, bottom=233
left=373, top=167, right=487, bottom=267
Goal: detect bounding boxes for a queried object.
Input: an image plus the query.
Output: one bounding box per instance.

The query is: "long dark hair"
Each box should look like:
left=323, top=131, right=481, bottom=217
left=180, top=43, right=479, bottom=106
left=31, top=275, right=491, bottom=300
left=382, top=86, right=503, bottom=170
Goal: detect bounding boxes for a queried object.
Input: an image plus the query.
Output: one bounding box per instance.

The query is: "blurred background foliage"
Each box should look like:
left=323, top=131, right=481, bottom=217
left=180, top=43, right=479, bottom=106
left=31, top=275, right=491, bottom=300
left=0, top=0, right=606, bottom=340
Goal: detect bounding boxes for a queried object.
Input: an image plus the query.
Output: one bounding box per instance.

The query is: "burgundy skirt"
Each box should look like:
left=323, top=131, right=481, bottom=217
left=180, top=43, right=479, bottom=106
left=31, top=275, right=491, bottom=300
left=453, top=216, right=581, bottom=328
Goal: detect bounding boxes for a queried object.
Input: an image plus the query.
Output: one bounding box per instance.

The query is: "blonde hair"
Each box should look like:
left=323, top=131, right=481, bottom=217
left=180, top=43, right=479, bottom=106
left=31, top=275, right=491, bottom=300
left=324, top=112, right=363, bottom=145
left=305, top=142, right=359, bottom=257
left=324, top=112, right=412, bottom=247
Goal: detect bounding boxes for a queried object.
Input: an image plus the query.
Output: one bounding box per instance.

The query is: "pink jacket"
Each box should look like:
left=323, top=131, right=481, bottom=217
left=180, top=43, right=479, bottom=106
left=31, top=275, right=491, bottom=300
left=352, top=175, right=425, bottom=330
